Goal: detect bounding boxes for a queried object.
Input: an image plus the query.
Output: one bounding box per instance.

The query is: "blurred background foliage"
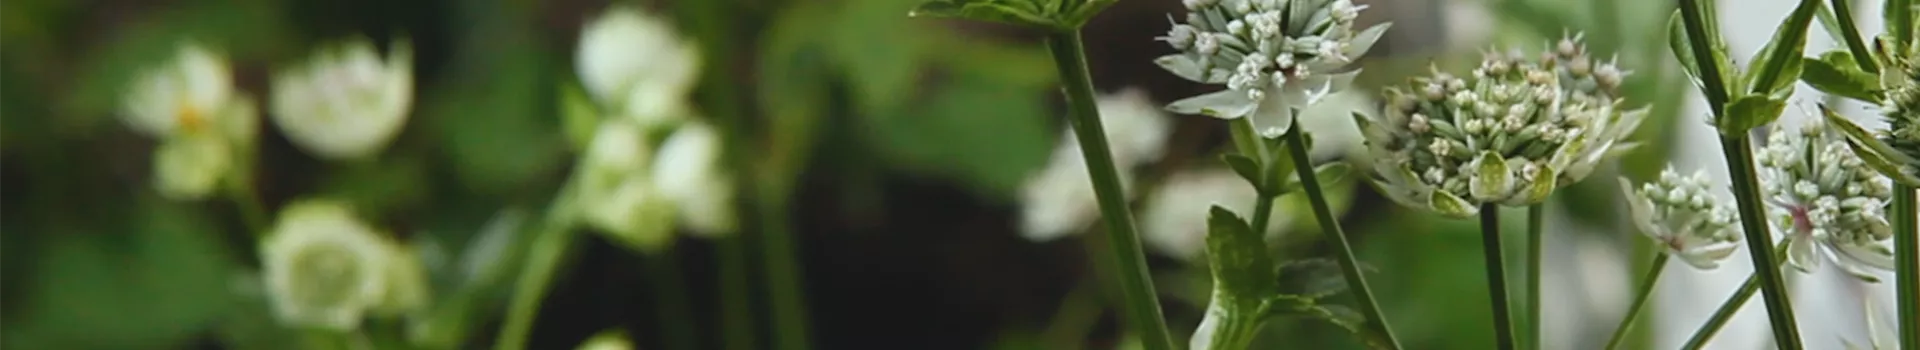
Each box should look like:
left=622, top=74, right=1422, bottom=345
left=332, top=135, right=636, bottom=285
left=2, top=0, right=1693, bottom=348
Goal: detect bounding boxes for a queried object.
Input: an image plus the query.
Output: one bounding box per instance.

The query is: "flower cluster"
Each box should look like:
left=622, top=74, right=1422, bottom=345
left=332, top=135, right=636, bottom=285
left=1758, top=120, right=1896, bottom=281
left=1020, top=89, right=1172, bottom=241
left=259, top=200, right=428, bottom=330
left=569, top=6, right=736, bottom=251
left=1619, top=168, right=1741, bottom=269
left=270, top=38, right=414, bottom=160
left=1156, top=0, right=1390, bottom=137
left=1361, top=36, right=1645, bottom=217
left=120, top=43, right=258, bottom=200
left=1875, top=41, right=1920, bottom=175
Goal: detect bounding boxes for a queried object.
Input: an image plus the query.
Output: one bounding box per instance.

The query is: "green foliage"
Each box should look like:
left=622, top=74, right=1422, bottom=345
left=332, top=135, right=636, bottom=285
left=427, top=38, right=565, bottom=196
left=909, top=0, right=1115, bottom=30
left=1740, top=0, right=1819, bottom=97
left=1800, top=51, right=1883, bottom=101
left=1717, top=95, right=1788, bottom=135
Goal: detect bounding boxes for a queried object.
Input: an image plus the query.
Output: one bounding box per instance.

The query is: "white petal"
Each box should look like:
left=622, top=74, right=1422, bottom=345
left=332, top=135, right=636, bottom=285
left=1167, top=89, right=1257, bottom=119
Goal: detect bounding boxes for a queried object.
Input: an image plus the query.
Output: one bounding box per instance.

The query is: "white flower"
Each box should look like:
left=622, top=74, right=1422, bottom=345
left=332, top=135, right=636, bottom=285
left=1157, top=0, right=1389, bottom=136
left=576, top=6, right=700, bottom=125
left=1140, top=168, right=1307, bottom=260
left=1619, top=168, right=1741, bottom=269
left=120, top=42, right=257, bottom=200
left=260, top=200, right=425, bottom=330
left=652, top=121, right=737, bottom=237
left=1759, top=120, right=1896, bottom=281
left=1018, top=89, right=1172, bottom=241
left=575, top=120, right=677, bottom=252
left=576, top=330, right=635, bottom=350
left=270, top=38, right=413, bottom=160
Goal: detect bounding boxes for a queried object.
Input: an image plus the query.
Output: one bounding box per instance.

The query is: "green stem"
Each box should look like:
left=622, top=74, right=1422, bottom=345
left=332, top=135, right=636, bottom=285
left=493, top=201, right=578, bottom=350
left=1283, top=124, right=1402, bottom=349
left=1525, top=204, right=1544, bottom=350
left=1676, top=0, right=1803, bottom=346
left=1477, top=205, right=1516, bottom=350
left=648, top=249, right=699, bottom=350
left=758, top=181, right=812, bottom=350
left=1044, top=30, right=1174, bottom=350
left=718, top=235, right=759, bottom=350
left=1230, top=119, right=1277, bottom=233
left=1893, top=185, right=1917, bottom=349
left=1603, top=253, right=1671, bottom=350
left=1199, top=300, right=1271, bottom=350
left=1828, top=0, right=1880, bottom=74
left=1681, top=274, right=1761, bottom=350
left=1892, top=0, right=1914, bottom=43
left=1042, top=279, right=1101, bottom=350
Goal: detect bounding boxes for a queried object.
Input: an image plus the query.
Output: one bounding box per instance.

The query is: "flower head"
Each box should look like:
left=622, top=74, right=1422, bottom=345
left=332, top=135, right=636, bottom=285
left=120, top=42, right=257, bottom=200
left=651, top=120, right=737, bottom=237
left=576, top=6, right=700, bottom=125
left=1873, top=40, right=1920, bottom=174
left=1156, top=0, right=1390, bottom=137
left=575, top=120, right=678, bottom=252
left=1759, top=120, right=1896, bottom=281
left=270, top=38, right=414, bottom=160
left=1360, top=35, right=1645, bottom=217
left=1619, top=168, right=1741, bottom=269
left=1019, top=89, right=1171, bottom=241
left=260, top=200, right=427, bottom=330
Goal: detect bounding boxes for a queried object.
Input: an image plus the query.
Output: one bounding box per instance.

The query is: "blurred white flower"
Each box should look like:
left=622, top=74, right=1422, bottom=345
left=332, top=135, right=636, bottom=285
left=1619, top=168, right=1742, bottom=269
left=1018, top=89, right=1172, bottom=241
left=652, top=121, right=737, bottom=237
left=576, top=120, right=678, bottom=252
left=576, top=329, right=635, bottom=350
left=271, top=38, right=413, bottom=160
left=1140, top=168, right=1290, bottom=259
left=576, top=6, right=700, bottom=126
left=120, top=42, right=257, bottom=200
left=260, top=200, right=426, bottom=330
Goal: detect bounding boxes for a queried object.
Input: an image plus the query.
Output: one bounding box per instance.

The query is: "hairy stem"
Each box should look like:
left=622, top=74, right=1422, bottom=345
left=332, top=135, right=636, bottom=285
left=1044, top=30, right=1174, bottom=350
left=1478, top=205, right=1516, bottom=350
left=1604, top=253, right=1671, bottom=350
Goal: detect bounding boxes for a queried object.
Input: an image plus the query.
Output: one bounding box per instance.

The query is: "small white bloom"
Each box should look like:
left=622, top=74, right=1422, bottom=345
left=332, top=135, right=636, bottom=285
left=120, top=42, right=257, bottom=200
left=1159, top=0, right=1389, bottom=131
left=260, top=200, right=425, bottom=330
left=1018, top=89, right=1172, bottom=241
left=576, top=120, right=677, bottom=252
left=1760, top=121, right=1896, bottom=281
left=271, top=38, right=414, bottom=160
left=576, top=6, right=700, bottom=125
left=652, top=121, right=737, bottom=237
left=576, top=330, right=636, bottom=350
left=1619, top=168, right=1742, bottom=269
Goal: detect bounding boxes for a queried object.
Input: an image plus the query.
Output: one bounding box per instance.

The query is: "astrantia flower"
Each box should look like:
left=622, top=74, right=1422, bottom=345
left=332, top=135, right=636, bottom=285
left=1618, top=168, right=1741, bottom=269
left=260, top=200, right=427, bottom=330
left=575, top=120, right=678, bottom=252
left=1156, top=0, right=1390, bottom=137
left=1019, top=89, right=1172, bottom=241
left=1359, top=35, right=1645, bottom=217
left=576, top=6, right=700, bottom=125
left=270, top=38, right=413, bottom=160
left=651, top=120, right=737, bottom=237
left=1758, top=120, right=1896, bottom=281
left=120, top=42, right=258, bottom=200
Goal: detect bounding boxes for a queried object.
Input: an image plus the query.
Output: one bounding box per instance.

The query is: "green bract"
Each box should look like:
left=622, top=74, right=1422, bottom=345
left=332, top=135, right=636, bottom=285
left=1360, top=36, right=1645, bottom=218
left=908, top=0, right=1114, bottom=30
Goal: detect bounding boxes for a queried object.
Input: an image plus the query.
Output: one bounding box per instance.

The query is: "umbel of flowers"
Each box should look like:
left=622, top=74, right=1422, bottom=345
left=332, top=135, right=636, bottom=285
left=1360, top=35, right=1645, bottom=217
left=1155, top=0, right=1389, bottom=137
left=119, top=43, right=259, bottom=200
left=1759, top=120, right=1896, bottom=281
left=270, top=38, right=414, bottom=161
left=1619, top=168, right=1743, bottom=269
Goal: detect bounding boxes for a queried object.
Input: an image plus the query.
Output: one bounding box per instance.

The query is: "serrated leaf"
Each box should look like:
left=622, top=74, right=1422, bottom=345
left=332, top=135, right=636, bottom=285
left=1205, top=206, right=1279, bottom=298
left=1742, top=0, right=1819, bottom=96
left=1275, top=258, right=1349, bottom=298
left=1799, top=52, right=1881, bottom=101
left=1222, top=153, right=1266, bottom=193
left=1668, top=9, right=1740, bottom=94
left=909, top=0, right=1056, bottom=29
left=1718, top=95, right=1786, bottom=135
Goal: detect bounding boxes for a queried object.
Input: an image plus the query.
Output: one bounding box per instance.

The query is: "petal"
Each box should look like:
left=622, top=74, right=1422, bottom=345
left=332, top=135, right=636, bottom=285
left=1154, top=54, right=1229, bottom=84
left=1618, top=177, right=1663, bottom=239
left=1469, top=151, right=1514, bottom=202
left=1252, top=97, right=1294, bottom=138
left=1787, top=236, right=1820, bottom=272
left=1429, top=190, right=1479, bottom=218
left=1167, top=89, right=1257, bottom=119
left=1831, top=239, right=1896, bottom=270
left=1342, top=24, right=1392, bottom=62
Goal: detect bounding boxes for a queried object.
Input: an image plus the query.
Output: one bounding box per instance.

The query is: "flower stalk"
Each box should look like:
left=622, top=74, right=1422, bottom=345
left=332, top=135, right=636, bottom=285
left=1477, top=205, right=1517, bottom=350
left=1525, top=204, right=1543, bottom=350
left=1674, top=0, right=1804, bottom=346
left=1603, top=253, right=1669, bottom=350
left=1895, top=186, right=1918, bottom=349
left=495, top=195, right=579, bottom=350
left=1283, top=123, right=1402, bottom=349
left=1680, top=274, right=1760, bottom=350
left=1046, top=30, right=1175, bottom=350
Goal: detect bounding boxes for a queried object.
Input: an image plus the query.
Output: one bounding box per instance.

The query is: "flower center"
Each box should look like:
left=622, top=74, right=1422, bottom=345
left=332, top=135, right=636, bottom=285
left=1788, top=205, right=1815, bottom=236
left=176, top=100, right=206, bottom=133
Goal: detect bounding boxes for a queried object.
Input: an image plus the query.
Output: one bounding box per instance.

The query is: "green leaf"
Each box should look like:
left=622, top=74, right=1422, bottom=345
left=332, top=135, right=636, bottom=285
left=1275, top=258, right=1350, bottom=298
left=1667, top=8, right=1740, bottom=96
left=1205, top=206, right=1279, bottom=298
left=1741, top=0, right=1819, bottom=96
left=1222, top=154, right=1265, bottom=192
left=1717, top=95, right=1787, bottom=135
left=870, top=69, right=1052, bottom=197
left=1061, top=0, right=1117, bottom=28
left=1279, top=161, right=1349, bottom=194
left=909, top=0, right=1056, bottom=29
left=430, top=37, right=564, bottom=196
left=1798, top=51, right=1882, bottom=101
left=318, top=157, right=431, bottom=219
